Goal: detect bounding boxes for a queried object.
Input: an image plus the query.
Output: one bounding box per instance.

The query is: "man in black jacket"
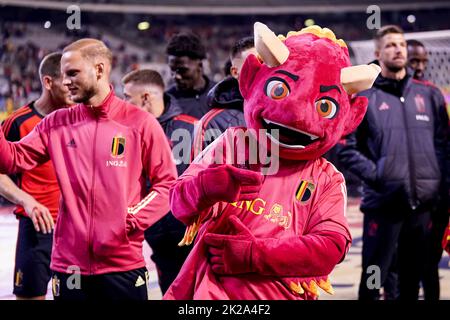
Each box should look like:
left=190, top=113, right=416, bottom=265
left=407, top=39, right=428, bottom=81
left=166, top=32, right=216, bottom=119
left=406, top=39, right=450, bottom=300
left=337, top=25, right=448, bottom=300
left=122, top=69, right=197, bottom=294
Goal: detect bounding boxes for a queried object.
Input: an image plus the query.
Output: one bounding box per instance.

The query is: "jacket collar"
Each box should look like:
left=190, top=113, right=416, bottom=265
left=82, top=85, right=115, bottom=119
left=158, top=93, right=183, bottom=125
left=206, top=76, right=244, bottom=110
left=373, top=71, right=412, bottom=98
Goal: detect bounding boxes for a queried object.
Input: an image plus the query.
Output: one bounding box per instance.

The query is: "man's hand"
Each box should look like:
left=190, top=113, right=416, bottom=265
left=0, top=174, right=54, bottom=234
left=22, top=197, right=54, bottom=234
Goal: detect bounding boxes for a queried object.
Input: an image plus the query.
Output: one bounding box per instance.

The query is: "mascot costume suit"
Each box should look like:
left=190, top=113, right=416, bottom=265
left=164, top=22, right=381, bottom=300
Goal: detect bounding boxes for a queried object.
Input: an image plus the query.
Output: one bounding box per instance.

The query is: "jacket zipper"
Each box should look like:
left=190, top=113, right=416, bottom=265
left=399, top=94, right=419, bottom=210
left=88, top=120, right=99, bottom=274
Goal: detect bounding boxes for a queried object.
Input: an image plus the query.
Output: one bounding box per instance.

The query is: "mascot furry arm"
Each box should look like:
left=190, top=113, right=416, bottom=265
left=166, top=22, right=380, bottom=300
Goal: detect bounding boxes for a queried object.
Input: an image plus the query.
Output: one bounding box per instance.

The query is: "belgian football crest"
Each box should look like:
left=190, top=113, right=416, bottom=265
left=111, top=135, right=126, bottom=158
left=295, top=180, right=315, bottom=203
left=415, top=94, right=426, bottom=113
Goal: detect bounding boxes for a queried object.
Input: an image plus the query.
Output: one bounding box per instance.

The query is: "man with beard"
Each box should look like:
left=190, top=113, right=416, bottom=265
left=0, top=39, right=177, bottom=300
left=166, top=32, right=216, bottom=119
left=407, top=39, right=429, bottom=81
left=337, top=25, right=448, bottom=300
left=407, top=39, right=450, bottom=300
left=0, top=52, right=73, bottom=300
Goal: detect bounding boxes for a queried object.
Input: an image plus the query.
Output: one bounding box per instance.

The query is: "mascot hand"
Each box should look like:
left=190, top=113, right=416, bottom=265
left=204, top=216, right=256, bottom=274
left=176, top=165, right=262, bottom=247
left=199, top=164, right=263, bottom=206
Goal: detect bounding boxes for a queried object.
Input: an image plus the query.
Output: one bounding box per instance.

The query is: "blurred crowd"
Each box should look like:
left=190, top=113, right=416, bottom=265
left=0, top=23, right=148, bottom=117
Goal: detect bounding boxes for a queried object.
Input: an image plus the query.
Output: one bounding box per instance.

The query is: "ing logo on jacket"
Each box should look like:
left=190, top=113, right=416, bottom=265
left=229, top=199, right=292, bottom=230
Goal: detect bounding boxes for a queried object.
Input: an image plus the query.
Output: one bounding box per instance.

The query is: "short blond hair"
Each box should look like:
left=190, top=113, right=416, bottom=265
left=63, top=38, right=113, bottom=66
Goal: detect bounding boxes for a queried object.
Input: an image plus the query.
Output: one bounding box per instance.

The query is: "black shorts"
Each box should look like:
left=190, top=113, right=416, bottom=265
left=13, top=216, right=53, bottom=298
left=52, top=267, right=149, bottom=300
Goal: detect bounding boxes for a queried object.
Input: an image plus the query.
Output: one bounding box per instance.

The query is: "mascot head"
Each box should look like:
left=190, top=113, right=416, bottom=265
left=240, top=22, right=380, bottom=160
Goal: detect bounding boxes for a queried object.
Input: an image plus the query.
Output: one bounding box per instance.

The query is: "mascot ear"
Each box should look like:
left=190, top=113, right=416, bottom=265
left=240, top=22, right=290, bottom=99
left=239, top=53, right=262, bottom=99
left=342, top=96, right=368, bottom=136
left=340, top=63, right=380, bottom=135
left=341, top=63, right=381, bottom=95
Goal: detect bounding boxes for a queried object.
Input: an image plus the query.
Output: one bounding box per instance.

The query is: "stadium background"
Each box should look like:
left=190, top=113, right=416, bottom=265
left=0, top=0, right=449, bottom=299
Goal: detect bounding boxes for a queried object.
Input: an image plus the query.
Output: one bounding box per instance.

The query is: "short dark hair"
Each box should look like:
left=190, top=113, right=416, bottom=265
left=374, top=25, right=404, bottom=41
left=166, top=32, right=206, bottom=60
left=121, top=69, right=165, bottom=90
left=406, top=39, right=425, bottom=48
left=230, top=36, right=254, bottom=60
left=39, top=52, right=62, bottom=79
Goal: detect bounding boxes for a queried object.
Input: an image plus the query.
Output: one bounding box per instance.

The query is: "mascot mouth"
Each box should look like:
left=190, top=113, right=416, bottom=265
left=262, top=118, right=319, bottom=149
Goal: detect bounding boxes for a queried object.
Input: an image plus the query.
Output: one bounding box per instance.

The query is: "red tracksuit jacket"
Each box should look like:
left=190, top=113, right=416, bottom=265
left=165, top=128, right=352, bottom=299
left=0, top=89, right=177, bottom=275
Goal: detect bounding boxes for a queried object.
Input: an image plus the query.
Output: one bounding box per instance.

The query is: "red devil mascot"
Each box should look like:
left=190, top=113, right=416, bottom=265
left=164, top=22, right=380, bottom=300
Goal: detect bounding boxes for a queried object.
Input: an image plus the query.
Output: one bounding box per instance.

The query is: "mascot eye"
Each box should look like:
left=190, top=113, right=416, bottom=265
left=315, top=97, right=339, bottom=119
left=265, top=78, right=290, bottom=100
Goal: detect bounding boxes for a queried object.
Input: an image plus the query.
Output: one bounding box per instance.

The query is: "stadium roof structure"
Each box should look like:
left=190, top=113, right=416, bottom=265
left=1, top=0, right=450, bottom=15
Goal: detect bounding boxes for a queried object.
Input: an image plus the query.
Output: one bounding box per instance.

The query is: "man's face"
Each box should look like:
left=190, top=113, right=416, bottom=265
left=408, top=45, right=428, bottom=80
left=123, top=82, right=164, bottom=116
left=168, top=55, right=202, bottom=91
left=123, top=82, right=144, bottom=108
left=231, top=47, right=257, bottom=81
left=376, top=33, right=407, bottom=73
left=61, top=50, right=98, bottom=103
left=50, top=75, right=73, bottom=107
